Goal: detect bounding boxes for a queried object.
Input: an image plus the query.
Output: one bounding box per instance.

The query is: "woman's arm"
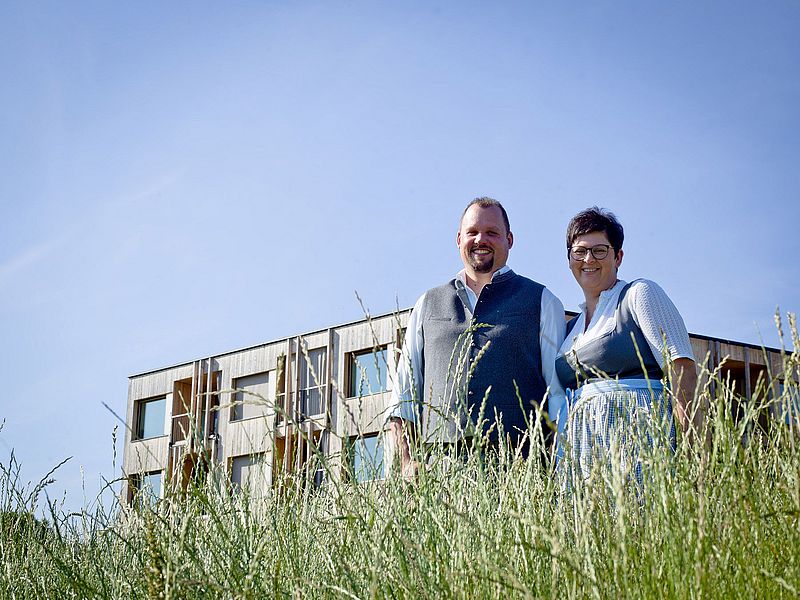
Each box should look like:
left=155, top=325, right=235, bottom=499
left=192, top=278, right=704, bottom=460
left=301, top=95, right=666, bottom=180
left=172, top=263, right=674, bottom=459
left=670, top=357, right=706, bottom=445
left=628, top=280, right=706, bottom=445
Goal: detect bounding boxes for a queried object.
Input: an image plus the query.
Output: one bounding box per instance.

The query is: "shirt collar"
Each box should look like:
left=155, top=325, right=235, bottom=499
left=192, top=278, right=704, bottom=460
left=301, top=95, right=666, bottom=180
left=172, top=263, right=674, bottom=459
left=455, top=264, right=511, bottom=288
left=577, top=278, right=628, bottom=311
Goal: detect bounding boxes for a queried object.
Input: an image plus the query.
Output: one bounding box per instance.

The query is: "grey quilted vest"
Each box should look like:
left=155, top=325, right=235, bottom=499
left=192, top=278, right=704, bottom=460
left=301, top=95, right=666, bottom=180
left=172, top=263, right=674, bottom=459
left=419, top=269, right=547, bottom=445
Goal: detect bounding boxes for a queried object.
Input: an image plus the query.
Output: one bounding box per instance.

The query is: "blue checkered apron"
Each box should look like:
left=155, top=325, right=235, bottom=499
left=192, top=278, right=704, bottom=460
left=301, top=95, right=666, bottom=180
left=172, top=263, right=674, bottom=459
left=565, top=379, right=676, bottom=484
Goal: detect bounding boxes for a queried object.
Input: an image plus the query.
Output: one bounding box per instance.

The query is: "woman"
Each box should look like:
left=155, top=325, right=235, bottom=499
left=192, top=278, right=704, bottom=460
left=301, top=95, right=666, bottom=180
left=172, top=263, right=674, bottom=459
left=555, top=207, right=700, bottom=483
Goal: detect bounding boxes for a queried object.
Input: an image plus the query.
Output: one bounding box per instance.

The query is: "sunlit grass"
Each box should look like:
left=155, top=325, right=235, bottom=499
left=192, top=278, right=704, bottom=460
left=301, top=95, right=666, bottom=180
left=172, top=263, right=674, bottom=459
left=2, top=322, right=799, bottom=599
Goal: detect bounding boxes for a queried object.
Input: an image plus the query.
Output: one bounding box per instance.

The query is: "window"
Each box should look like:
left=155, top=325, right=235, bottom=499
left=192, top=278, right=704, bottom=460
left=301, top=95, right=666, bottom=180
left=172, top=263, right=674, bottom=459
left=231, top=371, right=275, bottom=421
left=395, top=328, right=407, bottom=365
left=198, top=371, right=221, bottom=439
left=348, top=434, right=385, bottom=482
left=230, top=453, right=268, bottom=494
left=299, top=348, right=326, bottom=416
left=778, top=381, right=800, bottom=425
left=348, top=347, right=388, bottom=398
left=129, top=470, right=162, bottom=506
left=135, top=396, right=166, bottom=440
left=171, top=380, right=191, bottom=443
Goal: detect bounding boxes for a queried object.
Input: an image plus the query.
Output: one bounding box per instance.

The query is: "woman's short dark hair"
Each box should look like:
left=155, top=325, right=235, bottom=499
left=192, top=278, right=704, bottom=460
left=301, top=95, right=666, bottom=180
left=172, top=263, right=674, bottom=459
left=566, top=207, right=624, bottom=256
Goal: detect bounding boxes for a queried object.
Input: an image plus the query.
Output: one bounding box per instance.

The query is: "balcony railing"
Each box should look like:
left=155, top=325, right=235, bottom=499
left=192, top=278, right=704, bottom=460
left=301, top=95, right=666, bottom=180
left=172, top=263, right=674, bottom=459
left=298, top=386, right=325, bottom=418
left=276, top=388, right=325, bottom=425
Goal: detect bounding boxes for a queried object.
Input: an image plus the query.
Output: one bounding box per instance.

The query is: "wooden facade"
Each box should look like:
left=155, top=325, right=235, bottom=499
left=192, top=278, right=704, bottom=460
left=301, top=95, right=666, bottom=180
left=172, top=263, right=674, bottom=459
left=122, top=311, right=408, bottom=503
left=121, top=309, right=790, bottom=503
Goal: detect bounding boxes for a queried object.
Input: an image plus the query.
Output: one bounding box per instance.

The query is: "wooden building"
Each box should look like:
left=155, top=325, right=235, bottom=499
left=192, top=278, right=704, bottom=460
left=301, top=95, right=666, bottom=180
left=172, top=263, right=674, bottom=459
left=121, top=309, right=790, bottom=504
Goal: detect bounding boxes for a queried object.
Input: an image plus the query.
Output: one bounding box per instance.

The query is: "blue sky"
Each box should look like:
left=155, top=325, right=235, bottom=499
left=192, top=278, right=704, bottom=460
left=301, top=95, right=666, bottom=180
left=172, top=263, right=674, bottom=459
left=1, top=2, right=798, bottom=514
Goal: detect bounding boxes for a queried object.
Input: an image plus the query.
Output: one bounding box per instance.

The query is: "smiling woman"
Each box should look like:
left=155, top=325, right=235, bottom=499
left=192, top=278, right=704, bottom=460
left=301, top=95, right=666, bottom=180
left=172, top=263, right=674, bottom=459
left=555, top=207, right=702, bottom=483
left=568, top=231, right=623, bottom=308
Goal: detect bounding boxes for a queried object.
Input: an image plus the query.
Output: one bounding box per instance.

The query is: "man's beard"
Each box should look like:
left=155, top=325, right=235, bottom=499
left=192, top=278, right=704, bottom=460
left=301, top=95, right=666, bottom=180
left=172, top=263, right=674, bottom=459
left=468, top=249, right=494, bottom=273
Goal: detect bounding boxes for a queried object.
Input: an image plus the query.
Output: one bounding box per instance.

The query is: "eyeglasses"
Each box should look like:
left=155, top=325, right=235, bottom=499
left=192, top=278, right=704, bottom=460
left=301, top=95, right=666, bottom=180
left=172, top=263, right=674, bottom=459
left=568, top=244, right=613, bottom=261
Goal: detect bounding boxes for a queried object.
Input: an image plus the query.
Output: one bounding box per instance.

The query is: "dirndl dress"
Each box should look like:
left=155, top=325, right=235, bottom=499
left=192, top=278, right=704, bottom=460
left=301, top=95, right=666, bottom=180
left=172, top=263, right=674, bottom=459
left=565, top=378, right=675, bottom=484
left=555, top=280, right=685, bottom=485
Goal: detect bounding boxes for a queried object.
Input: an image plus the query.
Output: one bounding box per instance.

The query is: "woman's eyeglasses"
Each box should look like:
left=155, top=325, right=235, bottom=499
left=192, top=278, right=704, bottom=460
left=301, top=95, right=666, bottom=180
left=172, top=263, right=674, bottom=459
left=568, top=244, right=613, bottom=261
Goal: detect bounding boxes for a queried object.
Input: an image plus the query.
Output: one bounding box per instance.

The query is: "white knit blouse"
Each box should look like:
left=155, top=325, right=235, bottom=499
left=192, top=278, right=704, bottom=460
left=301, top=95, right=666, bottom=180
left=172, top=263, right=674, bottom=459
left=559, top=279, right=695, bottom=368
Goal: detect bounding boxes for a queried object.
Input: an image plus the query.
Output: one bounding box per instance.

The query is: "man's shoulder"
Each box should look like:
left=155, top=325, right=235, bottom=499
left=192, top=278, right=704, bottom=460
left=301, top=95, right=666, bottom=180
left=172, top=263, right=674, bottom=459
left=419, top=280, right=459, bottom=310
left=498, top=270, right=547, bottom=296
left=409, top=280, right=458, bottom=314
left=509, top=272, right=545, bottom=290
left=421, top=278, right=459, bottom=297
left=507, top=273, right=565, bottom=315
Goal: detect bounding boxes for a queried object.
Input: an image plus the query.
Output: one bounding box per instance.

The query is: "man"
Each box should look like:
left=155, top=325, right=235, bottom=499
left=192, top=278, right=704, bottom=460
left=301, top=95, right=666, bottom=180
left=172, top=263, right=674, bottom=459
left=387, top=197, right=567, bottom=477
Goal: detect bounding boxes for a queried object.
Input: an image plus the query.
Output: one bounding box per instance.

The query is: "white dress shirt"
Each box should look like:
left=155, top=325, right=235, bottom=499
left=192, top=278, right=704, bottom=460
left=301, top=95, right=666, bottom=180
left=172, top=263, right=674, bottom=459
left=389, top=265, right=568, bottom=434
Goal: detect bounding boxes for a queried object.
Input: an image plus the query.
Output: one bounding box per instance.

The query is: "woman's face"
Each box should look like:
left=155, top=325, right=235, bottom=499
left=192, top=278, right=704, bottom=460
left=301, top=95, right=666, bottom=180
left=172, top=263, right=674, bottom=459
left=568, top=230, right=623, bottom=298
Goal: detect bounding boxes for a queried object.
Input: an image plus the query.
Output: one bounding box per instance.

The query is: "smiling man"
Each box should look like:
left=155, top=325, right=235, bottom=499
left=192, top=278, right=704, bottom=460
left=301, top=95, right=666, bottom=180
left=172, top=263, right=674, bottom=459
left=387, top=197, right=567, bottom=477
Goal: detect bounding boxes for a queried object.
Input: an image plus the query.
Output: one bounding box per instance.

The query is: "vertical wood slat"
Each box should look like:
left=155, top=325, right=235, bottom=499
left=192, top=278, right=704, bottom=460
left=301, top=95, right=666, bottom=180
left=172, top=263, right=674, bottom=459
left=767, top=361, right=780, bottom=421
left=325, top=327, right=334, bottom=434
left=295, top=336, right=302, bottom=472
left=711, top=340, right=728, bottom=419
left=205, top=359, right=212, bottom=442
left=210, top=370, right=219, bottom=463
left=194, top=361, right=200, bottom=445
left=189, top=360, right=197, bottom=453
left=194, top=360, right=201, bottom=449
left=741, top=346, right=752, bottom=443
left=296, top=336, right=302, bottom=422
left=286, top=338, right=292, bottom=427
left=706, top=341, right=716, bottom=401
left=744, top=346, right=752, bottom=401
left=282, top=338, right=293, bottom=474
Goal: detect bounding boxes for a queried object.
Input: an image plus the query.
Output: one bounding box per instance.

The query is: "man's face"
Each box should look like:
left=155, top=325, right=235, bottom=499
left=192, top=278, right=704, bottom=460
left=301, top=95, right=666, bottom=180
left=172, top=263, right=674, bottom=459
left=457, top=204, right=513, bottom=275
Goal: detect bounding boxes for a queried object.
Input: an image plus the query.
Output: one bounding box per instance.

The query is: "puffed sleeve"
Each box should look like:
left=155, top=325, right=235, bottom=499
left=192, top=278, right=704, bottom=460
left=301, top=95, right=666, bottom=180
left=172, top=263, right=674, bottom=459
left=628, top=279, right=694, bottom=368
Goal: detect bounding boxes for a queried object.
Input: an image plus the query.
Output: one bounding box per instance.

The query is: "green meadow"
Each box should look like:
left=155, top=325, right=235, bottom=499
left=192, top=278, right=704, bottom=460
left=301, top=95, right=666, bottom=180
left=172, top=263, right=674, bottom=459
left=2, top=321, right=799, bottom=599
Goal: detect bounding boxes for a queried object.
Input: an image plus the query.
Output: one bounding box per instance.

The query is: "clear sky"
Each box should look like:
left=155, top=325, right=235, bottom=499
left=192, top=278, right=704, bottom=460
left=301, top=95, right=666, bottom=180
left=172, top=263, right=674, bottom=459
left=1, top=1, right=798, bottom=514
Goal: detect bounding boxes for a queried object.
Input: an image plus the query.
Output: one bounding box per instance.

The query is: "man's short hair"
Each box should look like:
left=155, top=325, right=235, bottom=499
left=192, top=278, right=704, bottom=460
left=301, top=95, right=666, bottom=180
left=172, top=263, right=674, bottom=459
left=566, top=206, right=624, bottom=256
left=461, top=197, right=511, bottom=234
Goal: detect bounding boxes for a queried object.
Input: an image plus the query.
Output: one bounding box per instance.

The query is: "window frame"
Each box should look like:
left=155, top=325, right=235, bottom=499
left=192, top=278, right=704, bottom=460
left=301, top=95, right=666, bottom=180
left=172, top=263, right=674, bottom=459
left=134, top=395, right=167, bottom=441
left=229, top=452, right=268, bottom=494
left=396, top=327, right=407, bottom=365
left=298, top=347, right=327, bottom=416
left=347, top=346, right=389, bottom=399
left=346, top=433, right=386, bottom=483
left=128, top=470, right=163, bottom=506
left=778, top=380, right=800, bottom=425
left=230, top=370, right=275, bottom=422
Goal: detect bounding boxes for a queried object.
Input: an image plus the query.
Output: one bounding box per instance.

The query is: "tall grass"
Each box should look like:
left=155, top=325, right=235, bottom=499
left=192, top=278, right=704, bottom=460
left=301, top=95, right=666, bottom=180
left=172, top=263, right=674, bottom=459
left=2, top=327, right=799, bottom=599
